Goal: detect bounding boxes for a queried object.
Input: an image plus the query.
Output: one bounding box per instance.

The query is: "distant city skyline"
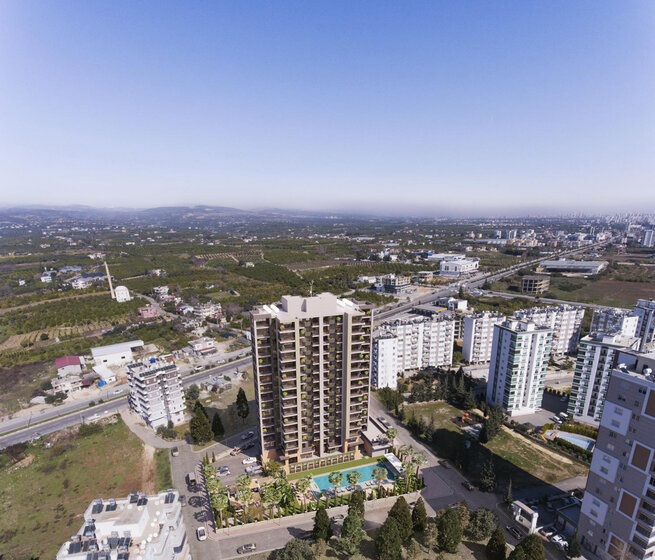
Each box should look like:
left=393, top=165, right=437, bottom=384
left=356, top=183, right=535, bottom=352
left=1, top=1, right=654, bottom=214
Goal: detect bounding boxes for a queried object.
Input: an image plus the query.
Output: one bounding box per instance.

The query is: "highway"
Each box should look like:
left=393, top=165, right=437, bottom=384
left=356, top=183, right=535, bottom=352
left=0, top=356, right=251, bottom=449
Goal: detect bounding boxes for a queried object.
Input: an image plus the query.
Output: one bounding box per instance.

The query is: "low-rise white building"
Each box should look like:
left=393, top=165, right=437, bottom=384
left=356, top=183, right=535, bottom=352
left=189, top=336, right=217, bottom=355
left=114, top=285, right=131, bottom=302
left=56, top=490, right=191, bottom=560
left=512, top=304, right=584, bottom=355
left=194, top=302, right=222, bottom=320
left=92, top=340, right=144, bottom=367
left=439, top=258, right=479, bottom=277
left=487, top=319, right=553, bottom=416
left=127, top=356, right=186, bottom=428
left=462, top=312, right=506, bottom=363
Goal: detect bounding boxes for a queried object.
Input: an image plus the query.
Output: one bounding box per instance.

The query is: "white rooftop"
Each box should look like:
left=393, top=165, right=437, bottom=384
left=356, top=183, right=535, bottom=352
left=258, top=293, right=362, bottom=321
left=91, top=340, right=144, bottom=358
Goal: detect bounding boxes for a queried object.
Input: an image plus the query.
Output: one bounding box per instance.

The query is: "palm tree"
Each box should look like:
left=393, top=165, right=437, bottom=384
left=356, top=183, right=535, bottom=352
left=372, top=466, right=387, bottom=497
left=235, top=486, right=253, bottom=523
left=398, top=444, right=413, bottom=461
left=346, top=469, right=362, bottom=490
left=236, top=473, right=252, bottom=489
left=210, top=487, right=229, bottom=528
left=411, top=452, right=427, bottom=491
left=328, top=471, right=345, bottom=499
left=260, top=483, right=281, bottom=519
left=386, top=427, right=399, bottom=446
left=295, top=476, right=312, bottom=510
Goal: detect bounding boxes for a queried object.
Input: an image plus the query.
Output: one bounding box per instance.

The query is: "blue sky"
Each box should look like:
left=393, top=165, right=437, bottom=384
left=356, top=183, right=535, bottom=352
left=1, top=1, right=654, bottom=215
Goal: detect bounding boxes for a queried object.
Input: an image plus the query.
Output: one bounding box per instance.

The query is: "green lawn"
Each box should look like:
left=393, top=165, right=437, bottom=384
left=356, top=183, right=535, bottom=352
left=0, top=418, right=149, bottom=560
left=288, top=456, right=380, bottom=481
left=155, top=448, right=173, bottom=491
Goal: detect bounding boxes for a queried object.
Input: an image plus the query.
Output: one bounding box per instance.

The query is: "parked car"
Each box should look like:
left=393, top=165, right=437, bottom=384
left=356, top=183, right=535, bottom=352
left=113, top=389, right=121, bottom=394
left=506, top=526, right=522, bottom=540
left=242, top=442, right=255, bottom=450
left=237, top=544, right=256, bottom=554
left=230, top=447, right=242, bottom=456
left=217, top=469, right=230, bottom=477
left=241, top=431, right=255, bottom=441
left=461, top=481, right=476, bottom=491
left=440, top=460, right=451, bottom=469
left=196, top=527, right=207, bottom=541
left=242, top=457, right=257, bottom=465
left=560, top=396, right=568, bottom=402
left=171, top=447, right=179, bottom=457
left=179, top=495, right=187, bottom=507
left=195, top=366, right=204, bottom=371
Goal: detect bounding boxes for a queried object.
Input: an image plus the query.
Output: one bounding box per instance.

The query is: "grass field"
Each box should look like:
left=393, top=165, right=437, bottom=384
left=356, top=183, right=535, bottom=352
left=405, top=401, right=587, bottom=486
left=0, top=418, right=153, bottom=560
left=155, top=448, right=173, bottom=491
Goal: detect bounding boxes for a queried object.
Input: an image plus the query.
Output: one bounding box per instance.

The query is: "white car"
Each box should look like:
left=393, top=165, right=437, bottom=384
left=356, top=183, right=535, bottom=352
left=217, top=469, right=230, bottom=477
left=242, top=457, right=257, bottom=465
left=196, top=526, right=207, bottom=541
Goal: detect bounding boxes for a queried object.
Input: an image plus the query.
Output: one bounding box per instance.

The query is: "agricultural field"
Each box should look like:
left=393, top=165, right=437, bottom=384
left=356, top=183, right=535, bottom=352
left=0, top=418, right=156, bottom=560
left=490, top=255, right=655, bottom=308
left=0, top=360, right=56, bottom=415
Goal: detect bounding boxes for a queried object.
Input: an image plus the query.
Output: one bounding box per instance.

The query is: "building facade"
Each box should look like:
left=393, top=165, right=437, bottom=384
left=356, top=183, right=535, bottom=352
left=634, top=299, right=655, bottom=352
left=462, top=312, right=506, bottom=364
left=439, top=258, right=479, bottom=276
left=56, top=490, right=191, bottom=560
left=578, top=353, right=655, bottom=560
left=591, top=307, right=640, bottom=338
left=375, top=274, right=412, bottom=294
left=486, top=319, right=553, bottom=416
left=127, top=356, right=186, bottom=428
left=513, top=304, right=585, bottom=355
left=568, top=333, right=641, bottom=426
left=642, top=229, right=655, bottom=248
left=250, top=294, right=372, bottom=473
left=372, top=335, right=398, bottom=389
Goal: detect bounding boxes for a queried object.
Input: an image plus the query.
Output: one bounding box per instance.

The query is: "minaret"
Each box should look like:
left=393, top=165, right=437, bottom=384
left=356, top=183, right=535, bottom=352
left=104, top=261, right=115, bottom=299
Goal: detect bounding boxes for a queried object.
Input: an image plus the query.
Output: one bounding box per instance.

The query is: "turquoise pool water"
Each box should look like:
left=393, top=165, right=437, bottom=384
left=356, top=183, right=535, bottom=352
left=557, top=432, right=595, bottom=451
left=313, top=463, right=395, bottom=492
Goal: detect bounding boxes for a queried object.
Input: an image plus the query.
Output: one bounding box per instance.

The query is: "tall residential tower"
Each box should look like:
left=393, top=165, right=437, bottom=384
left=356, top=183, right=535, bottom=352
left=250, top=294, right=372, bottom=474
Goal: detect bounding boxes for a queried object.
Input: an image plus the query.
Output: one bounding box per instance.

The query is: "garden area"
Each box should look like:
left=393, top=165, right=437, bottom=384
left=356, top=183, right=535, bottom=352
left=0, top=417, right=160, bottom=560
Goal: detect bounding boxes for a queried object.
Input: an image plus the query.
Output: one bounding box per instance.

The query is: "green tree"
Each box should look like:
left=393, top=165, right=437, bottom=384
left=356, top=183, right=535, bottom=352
left=486, top=525, right=506, bottom=560
left=478, top=457, right=496, bottom=492
left=295, top=476, right=311, bottom=510
left=375, top=515, right=402, bottom=560
left=424, top=520, right=438, bottom=551
left=404, top=539, right=422, bottom=560
left=338, top=510, right=365, bottom=555
left=275, top=538, right=314, bottom=560
left=349, top=489, right=365, bottom=519
left=412, top=497, right=428, bottom=532
left=313, top=505, right=332, bottom=541
left=388, top=496, right=413, bottom=542
left=509, top=534, right=545, bottom=560
left=235, top=387, right=250, bottom=423
left=437, top=507, right=462, bottom=553
left=568, top=530, right=582, bottom=558
left=211, top=412, right=225, bottom=440
left=455, top=501, right=470, bottom=530
left=504, top=478, right=513, bottom=505
left=480, top=406, right=504, bottom=443
left=194, top=400, right=208, bottom=418
left=463, top=389, right=477, bottom=410
left=467, top=508, right=497, bottom=541
left=190, top=410, right=213, bottom=443
left=386, top=427, right=398, bottom=445
left=372, top=466, right=388, bottom=495
left=186, top=384, right=200, bottom=401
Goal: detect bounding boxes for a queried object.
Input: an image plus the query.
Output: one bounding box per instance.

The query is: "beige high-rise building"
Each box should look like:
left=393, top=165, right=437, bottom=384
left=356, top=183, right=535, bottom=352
left=250, top=294, right=372, bottom=474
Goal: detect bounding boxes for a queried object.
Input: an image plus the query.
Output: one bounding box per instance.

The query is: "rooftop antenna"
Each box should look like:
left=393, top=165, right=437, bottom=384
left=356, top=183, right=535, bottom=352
left=104, top=261, right=115, bottom=299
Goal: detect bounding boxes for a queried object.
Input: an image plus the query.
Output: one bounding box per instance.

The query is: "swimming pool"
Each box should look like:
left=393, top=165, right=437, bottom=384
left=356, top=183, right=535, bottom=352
left=313, top=462, right=396, bottom=492
left=557, top=432, right=595, bottom=451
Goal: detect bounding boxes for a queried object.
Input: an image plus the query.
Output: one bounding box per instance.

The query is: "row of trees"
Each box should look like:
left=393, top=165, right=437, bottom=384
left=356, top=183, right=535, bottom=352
left=187, top=385, right=250, bottom=444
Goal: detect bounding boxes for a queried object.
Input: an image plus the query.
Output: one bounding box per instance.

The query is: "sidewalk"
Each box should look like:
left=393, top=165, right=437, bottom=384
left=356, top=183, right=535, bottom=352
left=120, top=409, right=180, bottom=449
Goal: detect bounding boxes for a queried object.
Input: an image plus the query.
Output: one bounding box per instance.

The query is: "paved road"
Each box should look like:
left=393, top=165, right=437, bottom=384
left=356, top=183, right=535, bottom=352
left=0, top=357, right=251, bottom=448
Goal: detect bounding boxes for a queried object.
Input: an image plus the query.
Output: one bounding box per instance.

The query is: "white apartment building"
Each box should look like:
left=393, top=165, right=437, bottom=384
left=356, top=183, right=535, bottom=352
left=590, top=307, right=639, bottom=337
left=127, top=357, right=186, bottom=428
left=568, top=332, right=641, bottom=426
left=439, top=258, right=479, bottom=277
left=372, top=335, right=398, bottom=389
left=194, top=301, right=222, bottom=319
left=634, top=298, right=655, bottom=352
left=382, top=316, right=455, bottom=371
left=486, top=319, right=553, bottom=416
left=643, top=229, right=655, bottom=248
left=56, top=490, right=191, bottom=560
left=462, top=312, right=506, bottom=363
left=513, top=304, right=585, bottom=355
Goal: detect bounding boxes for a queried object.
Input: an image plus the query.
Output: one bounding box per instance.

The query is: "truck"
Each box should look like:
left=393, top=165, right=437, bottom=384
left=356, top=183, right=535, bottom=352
left=187, top=472, right=197, bottom=487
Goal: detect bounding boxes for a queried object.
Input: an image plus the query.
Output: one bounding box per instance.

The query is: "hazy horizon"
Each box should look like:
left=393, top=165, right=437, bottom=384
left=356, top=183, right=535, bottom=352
left=1, top=1, right=654, bottom=213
